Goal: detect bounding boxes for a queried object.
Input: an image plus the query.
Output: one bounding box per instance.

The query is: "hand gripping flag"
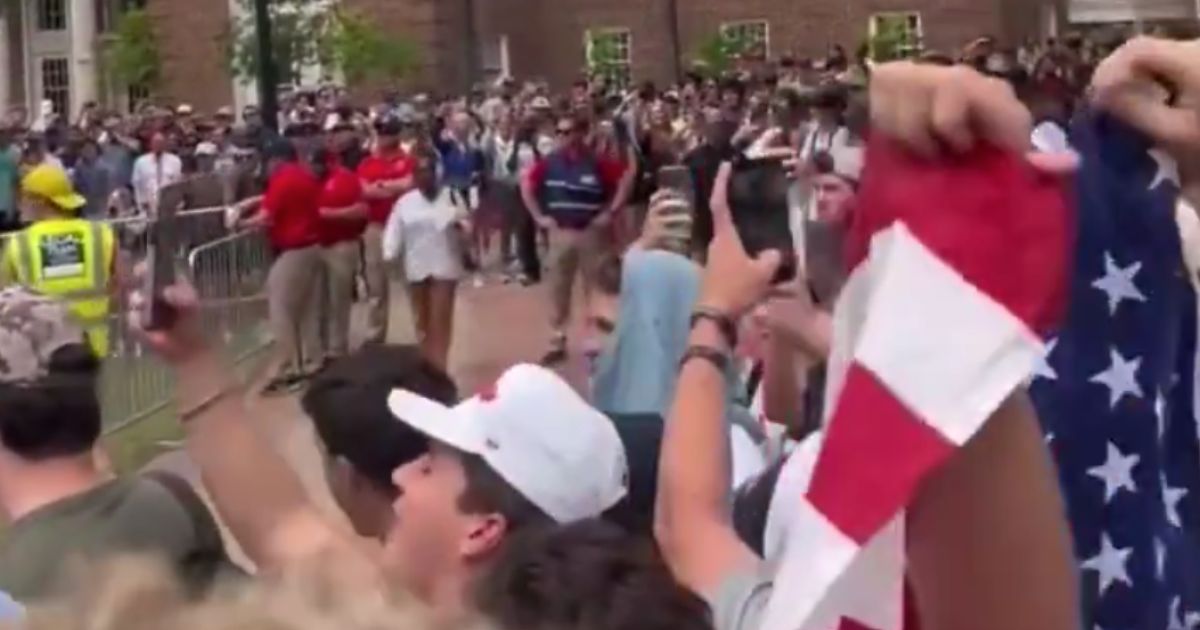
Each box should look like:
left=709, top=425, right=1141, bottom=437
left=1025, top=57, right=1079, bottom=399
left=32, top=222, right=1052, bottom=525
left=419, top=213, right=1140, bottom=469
left=1029, top=113, right=1200, bottom=629
left=760, top=136, right=1071, bottom=630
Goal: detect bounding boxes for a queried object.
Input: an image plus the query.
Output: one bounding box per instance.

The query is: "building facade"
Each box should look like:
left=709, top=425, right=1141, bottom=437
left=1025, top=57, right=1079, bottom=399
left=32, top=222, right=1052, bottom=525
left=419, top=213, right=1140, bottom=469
left=3, top=0, right=1197, bottom=118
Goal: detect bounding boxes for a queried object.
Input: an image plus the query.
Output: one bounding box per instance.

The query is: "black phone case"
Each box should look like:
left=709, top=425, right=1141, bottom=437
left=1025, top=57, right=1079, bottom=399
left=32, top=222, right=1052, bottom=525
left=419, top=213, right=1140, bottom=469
left=729, top=159, right=797, bottom=283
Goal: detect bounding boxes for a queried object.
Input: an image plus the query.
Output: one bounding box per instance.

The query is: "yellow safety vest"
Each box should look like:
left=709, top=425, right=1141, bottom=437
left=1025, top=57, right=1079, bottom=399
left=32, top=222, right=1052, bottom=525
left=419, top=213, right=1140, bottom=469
left=4, top=219, right=115, bottom=357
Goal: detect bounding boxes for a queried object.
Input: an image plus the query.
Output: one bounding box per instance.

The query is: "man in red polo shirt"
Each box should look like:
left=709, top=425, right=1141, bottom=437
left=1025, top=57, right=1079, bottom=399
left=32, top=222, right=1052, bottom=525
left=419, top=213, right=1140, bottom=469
left=357, top=116, right=414, bottom=343
left=316, top=133, right=368, bottom=365
left=233, top=139, right=324, bottom=394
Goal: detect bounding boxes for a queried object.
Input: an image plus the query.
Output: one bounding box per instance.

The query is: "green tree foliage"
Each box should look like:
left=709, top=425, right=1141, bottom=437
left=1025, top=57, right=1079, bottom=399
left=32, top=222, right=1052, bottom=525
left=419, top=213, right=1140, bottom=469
left=869, top=14, right=920, bottom=62
left=692, top=29, right=750, bottom=77
left=319, top=9, right=420, bottom=84
left=227, top=0, right=419, bottom=86
left=586, top=31, right=629, bottom=87
left=104, top=8, right=161, bottom=91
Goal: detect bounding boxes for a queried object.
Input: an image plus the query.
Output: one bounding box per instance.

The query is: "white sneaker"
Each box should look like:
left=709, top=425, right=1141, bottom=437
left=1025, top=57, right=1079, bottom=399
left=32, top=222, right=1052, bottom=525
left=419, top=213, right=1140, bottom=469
left=472, top=275, right=485, bottom=289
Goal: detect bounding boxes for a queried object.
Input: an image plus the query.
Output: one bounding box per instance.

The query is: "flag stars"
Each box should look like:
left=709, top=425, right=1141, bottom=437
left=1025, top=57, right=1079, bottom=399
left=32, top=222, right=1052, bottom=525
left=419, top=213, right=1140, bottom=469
left=1149, top=147, right=1181, bottom=191
left=1033, top=338, right=1058, bottom=382
left=1082, top=534, right=1133, bottom=595
left=1155, top=538, right=1166, bottom=580
left=1090, top=348, right=1144, bottom=408
left=1088, top=442, right=1140, bottom=502
left=1163, top=476, right=1188, bottom=528
left=1156, top=392, right=1168, bottom=441
left=1091, top=252, right=1147, bottom=316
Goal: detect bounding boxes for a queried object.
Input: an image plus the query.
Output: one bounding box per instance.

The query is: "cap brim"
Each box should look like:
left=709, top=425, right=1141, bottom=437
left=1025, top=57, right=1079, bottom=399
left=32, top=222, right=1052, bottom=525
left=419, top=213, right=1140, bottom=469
left=53, top=193, right=86, bottom=211
left=387, top=390, right=484, bottom=455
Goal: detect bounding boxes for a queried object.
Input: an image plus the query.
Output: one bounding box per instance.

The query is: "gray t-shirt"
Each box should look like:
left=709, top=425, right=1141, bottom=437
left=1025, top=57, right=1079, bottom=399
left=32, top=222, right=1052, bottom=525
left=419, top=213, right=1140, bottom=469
left=708, top=566, right=774, bottom=630
left=0, top=474, right=234, bottom=602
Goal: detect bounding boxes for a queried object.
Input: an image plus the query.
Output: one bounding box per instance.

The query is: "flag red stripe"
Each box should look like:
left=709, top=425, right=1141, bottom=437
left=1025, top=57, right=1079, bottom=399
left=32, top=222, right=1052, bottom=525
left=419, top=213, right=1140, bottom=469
left=807, top=363, right=956, bottom=544
left=845, top=138, right=1070, bottom=334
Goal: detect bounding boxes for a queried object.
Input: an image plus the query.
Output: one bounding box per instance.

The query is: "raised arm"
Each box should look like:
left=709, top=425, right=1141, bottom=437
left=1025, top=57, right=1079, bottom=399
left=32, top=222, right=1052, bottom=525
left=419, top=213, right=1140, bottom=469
left=136, top=284, right=376, bottom=573
left=655, top=163, right=781, bottom=595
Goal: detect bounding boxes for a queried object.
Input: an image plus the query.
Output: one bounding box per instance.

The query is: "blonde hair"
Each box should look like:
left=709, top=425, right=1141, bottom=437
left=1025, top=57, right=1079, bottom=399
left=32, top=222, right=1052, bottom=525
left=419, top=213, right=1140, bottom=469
left=14, top=555, right=451, bottom=630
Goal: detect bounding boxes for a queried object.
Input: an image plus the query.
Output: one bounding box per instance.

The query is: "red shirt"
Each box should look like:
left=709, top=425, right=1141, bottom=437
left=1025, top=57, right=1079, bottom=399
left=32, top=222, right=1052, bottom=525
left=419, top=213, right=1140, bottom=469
left=319, top=165, right=367, bottom=245
left=358, top=151, right=415, bottom=224
left=524, top=147, right=627, bottom=201
left=262, top=162, right=321, bottom=251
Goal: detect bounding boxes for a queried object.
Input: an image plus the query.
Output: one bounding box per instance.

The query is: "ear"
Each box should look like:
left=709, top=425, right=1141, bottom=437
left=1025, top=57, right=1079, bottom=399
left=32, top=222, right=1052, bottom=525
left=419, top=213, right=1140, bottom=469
left=460, top=512, right=509, bottom=560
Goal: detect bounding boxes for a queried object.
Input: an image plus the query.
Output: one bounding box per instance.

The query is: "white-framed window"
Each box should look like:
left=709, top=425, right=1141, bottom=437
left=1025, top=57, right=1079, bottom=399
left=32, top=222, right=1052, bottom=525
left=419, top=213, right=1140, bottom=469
left=41, top=57, right=71, bottom=116
left=37, top=0, right=67, bottom=31
left=720, top=20, right=770, bottom=62
left=585, top=28, right=632, bottom=89
left=868, top=12, right=923, bottom=59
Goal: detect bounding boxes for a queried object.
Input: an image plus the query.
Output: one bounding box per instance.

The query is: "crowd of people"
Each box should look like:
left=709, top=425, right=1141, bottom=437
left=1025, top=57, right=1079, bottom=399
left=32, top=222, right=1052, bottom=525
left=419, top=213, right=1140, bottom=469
left=0, top=24, right=1198, bottom=630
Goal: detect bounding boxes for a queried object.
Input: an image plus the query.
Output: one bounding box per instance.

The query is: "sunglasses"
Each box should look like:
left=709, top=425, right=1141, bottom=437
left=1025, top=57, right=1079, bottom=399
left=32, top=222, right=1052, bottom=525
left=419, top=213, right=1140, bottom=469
left=556, top=127, right=579, bottom=136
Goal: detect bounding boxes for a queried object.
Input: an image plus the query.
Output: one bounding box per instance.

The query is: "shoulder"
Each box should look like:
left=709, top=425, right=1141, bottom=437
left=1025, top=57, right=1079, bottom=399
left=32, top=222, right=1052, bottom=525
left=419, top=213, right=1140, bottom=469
left=706, top=567, right=773, bottom=630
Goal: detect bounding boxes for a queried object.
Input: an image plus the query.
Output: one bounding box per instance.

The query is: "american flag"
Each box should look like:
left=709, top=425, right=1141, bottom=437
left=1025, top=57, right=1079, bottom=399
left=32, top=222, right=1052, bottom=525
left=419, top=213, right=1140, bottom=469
left=761, top=134, right=1070, bottom=630
left=1029, top=112, right=1200, bottom=629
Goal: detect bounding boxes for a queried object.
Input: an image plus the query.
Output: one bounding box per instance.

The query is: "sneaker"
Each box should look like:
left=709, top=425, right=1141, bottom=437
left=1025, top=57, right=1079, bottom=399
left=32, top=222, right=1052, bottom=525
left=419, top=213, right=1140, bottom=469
left=472, top=274, right=486, bottom=289
left=516, top=272, right=533, bottom=287
left=540, top=334, right=568, bottom=366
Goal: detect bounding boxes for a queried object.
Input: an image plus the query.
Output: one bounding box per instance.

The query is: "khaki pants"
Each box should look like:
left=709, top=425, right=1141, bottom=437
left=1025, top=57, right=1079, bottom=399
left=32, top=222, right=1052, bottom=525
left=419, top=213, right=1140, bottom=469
left=322, top=240, right=360, bottom=358
left=362, top=224, right=389, bottom=343
left=267, top=245, right=324, bottom=375
left=548, top=226, right=608, bottom=331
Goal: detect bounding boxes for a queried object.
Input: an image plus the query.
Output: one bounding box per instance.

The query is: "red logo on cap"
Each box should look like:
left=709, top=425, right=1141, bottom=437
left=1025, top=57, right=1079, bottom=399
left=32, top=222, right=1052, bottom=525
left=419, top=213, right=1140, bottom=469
left=478, top=382, right=499, bottom=402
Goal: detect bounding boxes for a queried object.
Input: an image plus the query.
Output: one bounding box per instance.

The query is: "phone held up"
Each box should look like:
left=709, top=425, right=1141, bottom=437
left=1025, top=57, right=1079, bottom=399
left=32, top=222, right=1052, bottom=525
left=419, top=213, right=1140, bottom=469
left=727, top=154, right=797, bottom=284
left=141, top=181, right=186, bottom=331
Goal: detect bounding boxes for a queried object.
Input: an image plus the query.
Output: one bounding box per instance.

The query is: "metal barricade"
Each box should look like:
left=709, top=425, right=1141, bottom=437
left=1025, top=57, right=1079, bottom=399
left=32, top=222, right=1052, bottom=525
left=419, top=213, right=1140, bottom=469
left=0, top=205, right=274, bottom=434
left=100, top=215, right=274, bottom=434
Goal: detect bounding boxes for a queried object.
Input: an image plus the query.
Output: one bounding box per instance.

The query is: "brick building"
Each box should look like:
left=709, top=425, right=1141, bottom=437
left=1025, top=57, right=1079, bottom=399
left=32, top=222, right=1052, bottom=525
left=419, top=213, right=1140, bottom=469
left=3, top=0, right=1199, bottom=118
left=346, top=0, right=1066, bottom=93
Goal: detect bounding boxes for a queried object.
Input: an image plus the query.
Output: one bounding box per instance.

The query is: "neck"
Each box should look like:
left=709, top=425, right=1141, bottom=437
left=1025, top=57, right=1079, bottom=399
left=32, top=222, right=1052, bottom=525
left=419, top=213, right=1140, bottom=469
left=0, top=452, right=107, bottom=523
left=420, top=564, right=475, bottom=626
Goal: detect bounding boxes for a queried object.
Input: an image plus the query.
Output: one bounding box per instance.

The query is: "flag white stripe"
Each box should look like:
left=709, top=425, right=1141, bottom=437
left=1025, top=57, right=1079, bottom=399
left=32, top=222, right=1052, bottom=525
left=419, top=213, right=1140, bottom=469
left=854, top=224, right=1043, bottom=446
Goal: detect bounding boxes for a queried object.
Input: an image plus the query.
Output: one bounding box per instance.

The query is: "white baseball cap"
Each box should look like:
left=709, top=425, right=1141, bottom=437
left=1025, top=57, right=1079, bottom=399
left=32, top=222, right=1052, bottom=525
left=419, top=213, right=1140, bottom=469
left=387, top=364, right=628, bottom=523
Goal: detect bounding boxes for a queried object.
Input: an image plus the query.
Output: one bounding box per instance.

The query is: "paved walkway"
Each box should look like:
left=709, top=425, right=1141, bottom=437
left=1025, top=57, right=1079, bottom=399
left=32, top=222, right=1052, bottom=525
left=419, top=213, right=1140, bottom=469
left=146, top=276, right=590, bottom=568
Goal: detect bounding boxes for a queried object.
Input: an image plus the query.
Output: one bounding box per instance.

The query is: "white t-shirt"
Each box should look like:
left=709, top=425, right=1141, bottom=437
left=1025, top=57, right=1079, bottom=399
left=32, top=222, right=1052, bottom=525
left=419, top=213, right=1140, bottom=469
left=383, top=187, right=468, bottom=282
left=799, top=125, right=850, bottom=162
left=131, top=152, right=183, bottom=213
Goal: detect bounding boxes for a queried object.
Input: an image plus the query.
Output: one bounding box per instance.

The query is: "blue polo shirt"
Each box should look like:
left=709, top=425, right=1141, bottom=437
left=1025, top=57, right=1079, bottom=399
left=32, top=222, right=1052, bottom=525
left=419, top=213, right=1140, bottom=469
left=435, top=138, right=483, bottom=192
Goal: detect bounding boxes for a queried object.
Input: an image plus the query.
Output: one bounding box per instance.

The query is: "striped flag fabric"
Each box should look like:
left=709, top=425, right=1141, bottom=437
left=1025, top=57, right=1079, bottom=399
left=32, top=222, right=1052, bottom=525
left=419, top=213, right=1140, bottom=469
left=1028, top=113, right=1200, bottom=630
left=760, top=135, right=1071, bottom=630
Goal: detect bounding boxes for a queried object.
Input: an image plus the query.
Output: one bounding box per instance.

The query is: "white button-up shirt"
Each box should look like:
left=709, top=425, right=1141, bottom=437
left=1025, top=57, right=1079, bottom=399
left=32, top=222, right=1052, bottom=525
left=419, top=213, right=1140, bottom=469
left=131, top=151, right=183, bottom=214
left=383, top=187, right=468, bottom=282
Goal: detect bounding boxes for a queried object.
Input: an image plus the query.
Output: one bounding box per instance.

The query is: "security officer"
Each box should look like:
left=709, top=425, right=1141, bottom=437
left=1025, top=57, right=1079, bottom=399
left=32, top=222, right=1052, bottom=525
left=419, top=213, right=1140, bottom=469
left=1, top=165, right=115, bottom=357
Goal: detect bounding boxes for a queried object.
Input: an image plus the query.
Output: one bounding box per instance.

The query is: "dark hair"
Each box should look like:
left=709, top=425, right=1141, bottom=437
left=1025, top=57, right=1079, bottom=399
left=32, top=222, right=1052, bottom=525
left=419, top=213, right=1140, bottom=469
left=303, top=344, right=458, bottom=490
left=456, top=452, right=553, bottom=531
left=588, top=252, right=624, bottom=297
left=0, top=344, right=101, bottom=460
left=475, top=519, right=713, bottom=630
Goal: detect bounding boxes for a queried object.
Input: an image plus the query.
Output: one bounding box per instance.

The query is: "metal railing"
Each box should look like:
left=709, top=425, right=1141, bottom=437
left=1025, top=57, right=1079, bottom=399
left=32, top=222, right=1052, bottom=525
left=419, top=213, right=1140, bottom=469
left=101, top=209, right=275, bottom=434
left=0, top=206, right=276, bottom=434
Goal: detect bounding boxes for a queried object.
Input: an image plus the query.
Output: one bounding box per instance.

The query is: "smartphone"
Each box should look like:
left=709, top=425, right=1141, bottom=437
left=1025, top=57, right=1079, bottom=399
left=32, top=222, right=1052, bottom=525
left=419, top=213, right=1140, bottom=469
left=728, top=156, right=796, bottom=284
left=656, top=165, right=694, bottom=205
left=141, top=182, right=186, bottom=330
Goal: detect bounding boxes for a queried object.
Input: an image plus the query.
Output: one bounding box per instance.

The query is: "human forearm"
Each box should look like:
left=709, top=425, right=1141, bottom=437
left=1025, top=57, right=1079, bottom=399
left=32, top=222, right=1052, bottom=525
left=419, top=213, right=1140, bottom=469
left=319, top=202, right=367, bottom=220
left=657, top=321, right=734, bottom=532
left=520, top=180, right=546, bottom=221
left=177, top=355, right=338, bottom=569
left=906, top=391, right=1078, bottom=630
left=760, top=335, right=806, bottom=430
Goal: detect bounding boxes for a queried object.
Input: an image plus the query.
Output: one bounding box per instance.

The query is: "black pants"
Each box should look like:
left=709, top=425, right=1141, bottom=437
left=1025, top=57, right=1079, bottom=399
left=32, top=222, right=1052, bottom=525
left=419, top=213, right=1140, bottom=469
left=517, top=207, right=541, bottom=282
